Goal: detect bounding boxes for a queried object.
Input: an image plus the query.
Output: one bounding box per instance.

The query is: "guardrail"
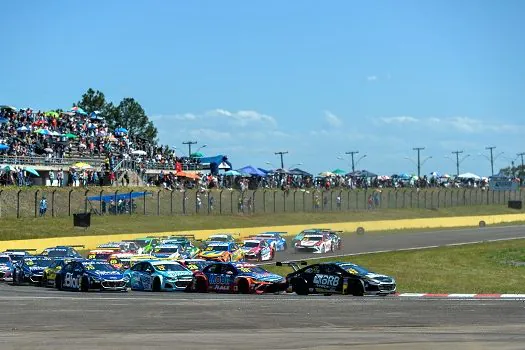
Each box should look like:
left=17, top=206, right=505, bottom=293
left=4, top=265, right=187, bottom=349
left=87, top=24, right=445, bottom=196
left=0, top=188, right=522, bottom=219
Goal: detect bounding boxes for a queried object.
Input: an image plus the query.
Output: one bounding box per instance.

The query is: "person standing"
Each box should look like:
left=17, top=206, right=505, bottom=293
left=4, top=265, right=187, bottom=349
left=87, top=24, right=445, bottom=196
left=39, top=196, right=48, bottom=216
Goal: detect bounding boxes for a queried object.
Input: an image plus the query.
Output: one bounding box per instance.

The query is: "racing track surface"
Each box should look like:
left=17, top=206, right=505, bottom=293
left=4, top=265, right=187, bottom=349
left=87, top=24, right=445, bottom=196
left=1, top=284, right=525, bottom=350
left=272, top=224, right=525, bottom=263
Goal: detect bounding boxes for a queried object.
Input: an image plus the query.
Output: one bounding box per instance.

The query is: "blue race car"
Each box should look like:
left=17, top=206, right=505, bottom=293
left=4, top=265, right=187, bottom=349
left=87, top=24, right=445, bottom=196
left=12, top=255, right=53, bottom=286
left=190, top=262, right=287, bottom=294
left=124, top=260, right=194, bottom=292
left=40, top=245, right=84, bottom=258
left=251, top=232, right=288, bottom=251
left=56, top=260, right=128, bottom=292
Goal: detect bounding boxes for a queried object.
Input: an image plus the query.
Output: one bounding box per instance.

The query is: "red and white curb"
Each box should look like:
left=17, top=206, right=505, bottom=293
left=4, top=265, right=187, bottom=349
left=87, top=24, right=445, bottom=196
left=396, top=293, right=525, bottom=298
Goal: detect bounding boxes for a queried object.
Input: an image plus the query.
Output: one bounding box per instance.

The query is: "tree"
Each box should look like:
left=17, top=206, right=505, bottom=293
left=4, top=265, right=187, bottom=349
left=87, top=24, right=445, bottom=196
left=111, top=98, right=158, bottom=143
left=75, top=88, right=107, bottom=114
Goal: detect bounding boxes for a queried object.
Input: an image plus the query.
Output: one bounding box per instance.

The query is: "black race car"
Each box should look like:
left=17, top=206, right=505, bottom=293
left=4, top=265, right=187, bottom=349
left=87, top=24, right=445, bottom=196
left=278, top=261, right=396, bottom=296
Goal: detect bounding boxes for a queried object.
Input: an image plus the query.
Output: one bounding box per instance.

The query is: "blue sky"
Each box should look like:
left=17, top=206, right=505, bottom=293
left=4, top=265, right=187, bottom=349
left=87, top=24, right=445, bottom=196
left=2, top=0, right=525, bottom=176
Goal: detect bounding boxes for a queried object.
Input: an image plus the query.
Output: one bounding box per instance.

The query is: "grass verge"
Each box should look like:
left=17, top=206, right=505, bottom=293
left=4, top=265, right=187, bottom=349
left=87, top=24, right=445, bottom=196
left=265, top=239, right=525, bottom=293
left=1, top=205, right=523, bottom=241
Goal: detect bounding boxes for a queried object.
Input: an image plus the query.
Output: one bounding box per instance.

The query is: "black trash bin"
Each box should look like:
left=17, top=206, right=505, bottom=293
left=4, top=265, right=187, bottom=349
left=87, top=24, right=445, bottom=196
left=73, top=213, right=91, bottom=228
left=508, top=200, right=522, bottom=210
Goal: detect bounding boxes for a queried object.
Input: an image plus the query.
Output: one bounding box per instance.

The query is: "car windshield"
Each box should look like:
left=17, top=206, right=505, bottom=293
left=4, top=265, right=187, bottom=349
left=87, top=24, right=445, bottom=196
left=88, top=253, right=111, bottom=260
left=46, top=250, right=68, bottom=258
left=208, top=236, right=229, bottom=242
left=236, top=266, right=269, bottom=274
left=153, top=263, right=187, bottom=272
left=339, top=263, right=370, bottom=275
left=154, top=247, right=179, bottom=253
left=0, top=257, right=10, bottom=263
left=83, top=262, right=116, bottom=272
left=206, top=245, right=229, bottom=252
left=303, top=236, right=323, bottom=241
left=25, top=258, right=52, bottom=267
left=243, top=242, right=259, bottom=248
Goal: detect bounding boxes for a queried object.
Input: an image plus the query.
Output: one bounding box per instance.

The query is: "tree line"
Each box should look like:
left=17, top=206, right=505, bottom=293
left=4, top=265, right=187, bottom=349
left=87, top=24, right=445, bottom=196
left=74, top=88, right=158, bottom=144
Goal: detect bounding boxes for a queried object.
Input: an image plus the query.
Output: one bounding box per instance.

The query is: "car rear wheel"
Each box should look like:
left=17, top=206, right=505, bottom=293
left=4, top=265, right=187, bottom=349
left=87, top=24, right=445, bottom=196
left=293, top=278, right=308, bottom=295
left=195, top=278, right=207, bottom=293
left=42, top=273, right=48, bottom=288
left=80, top=277, right=89, bottom=292
left=237, top=279, right=250, bottom=294
left=152, top=278, right=161, bottom=292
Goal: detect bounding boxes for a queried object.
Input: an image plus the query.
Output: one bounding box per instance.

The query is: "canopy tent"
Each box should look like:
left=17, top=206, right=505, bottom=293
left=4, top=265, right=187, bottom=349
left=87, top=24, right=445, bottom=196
left=257, top=168, right=271, bottom=175
left=190, top=152, right=204, bottom=158
left=218, top=162, right=231, bottom=170
left=224, top=170, right=242, bottom=176
left=272, top=168, right=290, bottom=174
left=236, top=165, right=266, bottom=177
left=200, top=155, right=232, bottom=175
left=331, top=169, right=346, bottom=176
left=457, top=172, right=481, bottom=180
left=347, top=170, right=377, bottom=177
left=318, top=171, right=335, bottom=177
left=88, top=191, right=152, bottom=202
left=289, top=168, right=312, bottom=177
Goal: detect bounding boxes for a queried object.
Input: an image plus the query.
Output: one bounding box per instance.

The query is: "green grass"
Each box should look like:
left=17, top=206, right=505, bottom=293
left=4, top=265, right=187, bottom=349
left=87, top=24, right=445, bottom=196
left=265, top=239, right=525, bottom=293
left=0, top=204, right=523, bottom=241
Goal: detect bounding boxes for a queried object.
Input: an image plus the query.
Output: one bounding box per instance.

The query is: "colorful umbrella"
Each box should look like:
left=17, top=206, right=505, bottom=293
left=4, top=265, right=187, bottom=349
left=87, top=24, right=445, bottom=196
left=34, top=129, right=51, bottom=135
left=331, top=169, right=347, bottom=175
left=190, top=152, right=204, bottom=157
left=224, top=170, right=241, bottom=176
left=71, top=162, right=93, bottom=170
left=318, top=171, right=335, bottom=177
left=115, top=127, right=128, bottom=134
left=25, top=167, right=40, bottom=176
left=3, top=165, right=13, bottom=172
left=63, top=133, right=78, bottom=139
left=68, top=106, right=87, bottom=115
left=44, top=111, right=59, bottom=118
left=17, top=126, right=30, bottom=132
left=0, top=144, right=9, bottom=151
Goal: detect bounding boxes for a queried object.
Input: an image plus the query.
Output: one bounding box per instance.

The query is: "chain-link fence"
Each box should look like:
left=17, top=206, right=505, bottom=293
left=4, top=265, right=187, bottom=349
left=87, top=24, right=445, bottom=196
left=0, top=188, right=523, bottom=219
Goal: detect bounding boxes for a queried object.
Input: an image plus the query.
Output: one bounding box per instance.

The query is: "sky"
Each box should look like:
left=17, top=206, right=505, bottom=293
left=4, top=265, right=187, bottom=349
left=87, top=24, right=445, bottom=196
left=2, top=0, right=525, bottom=176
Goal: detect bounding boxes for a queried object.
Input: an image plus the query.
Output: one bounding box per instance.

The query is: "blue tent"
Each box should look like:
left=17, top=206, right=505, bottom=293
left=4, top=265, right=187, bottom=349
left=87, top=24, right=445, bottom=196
left=257, top=168, right=271, bottom=174
left=237, top=165, right=266, bottom=177
left=88, top=191, right=152, bottom=202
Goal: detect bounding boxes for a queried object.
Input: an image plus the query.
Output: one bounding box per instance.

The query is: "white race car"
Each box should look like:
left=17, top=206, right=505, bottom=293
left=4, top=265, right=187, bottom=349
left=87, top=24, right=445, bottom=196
left=294, top=233, right=333, bottom=254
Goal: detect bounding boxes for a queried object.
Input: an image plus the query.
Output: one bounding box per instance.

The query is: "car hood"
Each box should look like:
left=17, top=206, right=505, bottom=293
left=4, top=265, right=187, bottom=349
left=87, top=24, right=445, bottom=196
left=242, top=247, right=260, bottom=254
left=243, top=272, right=284, bottom=283
left=27, top=266, right=47, bottom=273
left=199, top=251, right=228, bottom=257
left=299, top=241, right=318, bottom=247
left=365, top=273, right=394, bottom=283
left=89, top=270, right=124, bottom=280
left=162, top=271, right=193, bottom=279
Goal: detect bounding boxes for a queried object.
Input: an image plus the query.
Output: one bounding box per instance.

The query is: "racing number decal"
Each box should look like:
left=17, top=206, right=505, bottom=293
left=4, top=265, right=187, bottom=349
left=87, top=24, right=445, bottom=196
left=64, top=272, right=80, bottom=289
left=85, top=265, right=95, bottom=270
left=313, top=274, right=340, bottom=288
left=238, top=268, right=251, bottom=273
left=187, top=264, right=198, bottom=271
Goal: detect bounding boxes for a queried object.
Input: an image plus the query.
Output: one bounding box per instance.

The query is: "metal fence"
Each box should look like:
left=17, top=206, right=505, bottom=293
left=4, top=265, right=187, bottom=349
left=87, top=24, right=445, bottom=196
left=0, top=188, right=523, bottom=219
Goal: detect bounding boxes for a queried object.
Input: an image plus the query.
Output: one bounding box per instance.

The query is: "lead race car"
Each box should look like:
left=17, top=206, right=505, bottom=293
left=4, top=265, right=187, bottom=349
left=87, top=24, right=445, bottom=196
left=55, top=259, right=128, bottom=292
left=279, top=261, right=396, bottom=296
left=124, top=260, right=194, bottom=292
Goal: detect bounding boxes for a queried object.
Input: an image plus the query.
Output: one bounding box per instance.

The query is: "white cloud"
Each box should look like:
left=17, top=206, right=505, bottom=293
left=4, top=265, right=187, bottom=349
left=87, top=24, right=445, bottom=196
left=324, top=111, right=343, bottom=127
left=206, top=109, right=277, bottom=127
left=186, top=128, right=232, bottom=140
left=380, top=116, right=419, bottom=124
left=367, top=75, right=378, bottom=81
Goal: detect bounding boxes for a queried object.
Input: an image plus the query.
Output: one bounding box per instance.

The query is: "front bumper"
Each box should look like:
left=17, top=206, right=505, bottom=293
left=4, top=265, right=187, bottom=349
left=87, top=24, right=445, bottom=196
left=0, top=271, right=12, bottom=281
left=97, top=279, right=128, bottom=291
left=29, top=274, right=43, bottom=284
left=365, top=283, right=397, bottom=295
left=163, top=278, right=193, bottom=291
left=254, top=282, right=288, bottom=294
left=295, top=246, right=322, bottom=253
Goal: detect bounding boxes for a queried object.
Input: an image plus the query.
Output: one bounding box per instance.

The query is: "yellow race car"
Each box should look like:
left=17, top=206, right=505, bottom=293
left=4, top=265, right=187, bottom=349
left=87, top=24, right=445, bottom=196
left=196, top=242, right=245, bottom=262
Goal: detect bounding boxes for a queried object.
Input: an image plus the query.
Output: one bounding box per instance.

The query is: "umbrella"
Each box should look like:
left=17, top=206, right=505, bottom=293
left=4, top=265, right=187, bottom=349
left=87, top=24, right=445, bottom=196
left=224, top=170, right=242, bottom=176
left=115, top=127, right=128, bottom=134
left=190, top=152, right=204, bottom=157
left=273, top=168, right=290, bottom=174
left=50, top=131, right=60, bottom=136
left=68, top=106, right=87, bottom=115
left=34, top=129, right=51, bottom=135
left=0, top=144, right=9, bottom=151
left=17, top=126, right=30, bottom=132
left=71, top=162, right=92, bottom=170
left=0, top=118, right=8, bottom=124
left=44, top=111, right=59, bottom=118
left=318, top=171, right=335, bottom=177
left=331, top=169, right=346, bottom=175
left=44, top=147, right=53, bottom=153
left=131, top=150, right=147, bottom=155
left=63, top=133, right=78, bottom=139
left=25, top=167, right=40, bottom=177
left=3, top=165, right=13, bottom=172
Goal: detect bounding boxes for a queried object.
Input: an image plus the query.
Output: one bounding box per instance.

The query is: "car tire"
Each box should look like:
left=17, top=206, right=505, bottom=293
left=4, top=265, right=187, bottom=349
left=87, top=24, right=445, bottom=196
left=195, top=278, right=208, bottom=293
left=352, top=281, right=365, bottom=296
left=55, top=276, right=62, bottom=291
left=42, top=273, right=48, bottom=288
left=293, top=278, right=308, bottom=296
left=283, top=242, right=287, bottom=251
left=237, top=279, right=250, bottom=294
left=80, top=277, right=89, bottom=292
left=152, top=278, right=161, bottom=292
left=257, top=254, right=262, bottom=262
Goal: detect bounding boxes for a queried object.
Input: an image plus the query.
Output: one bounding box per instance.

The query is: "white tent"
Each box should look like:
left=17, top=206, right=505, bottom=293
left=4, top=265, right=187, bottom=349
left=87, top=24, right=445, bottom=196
left=457, top=172, right=481, bottom=180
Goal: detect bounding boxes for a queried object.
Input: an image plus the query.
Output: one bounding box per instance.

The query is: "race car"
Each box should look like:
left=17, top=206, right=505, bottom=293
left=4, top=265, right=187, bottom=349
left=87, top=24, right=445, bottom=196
left=108, top=254, right=157, bottom=270
left=96, top=241, right=140, bottom=254
left=177, top=259, right=212, bottom=273
left=2, top=249, right=37, bottom=263
left=291, top=228, right=330, bottom=247
left=326, top=230, right=343, bottom=251
left=203, top=233, right=240, bottom=246
left=196, top=242, right=244, bottom=262
left=151, top=244, right=184, bottom=259
left=124, top=260, right=194, bottom=292
left=279, top=261, right=396, bottom=296
left=42, top=257, right=84, bottom=287
left=251, top=232, right=288, bottom=251
left=55, top=259, right=128, bottom=292
left=189, top=262, right=287, bottom=294
left=40, top=245, right=84, bottom=258
left=0, top=254, right=15, bottom=281
left=12, top=255, right=53, bottom=285
left=294, top=233, right=333, bottom=254
left=240, top=239, right=274, bottom=261
left=87, top=249, right=116, bottom=261
left=122, top=237, right=160, bottom=254
left=161, top=236, right=201, bottom=258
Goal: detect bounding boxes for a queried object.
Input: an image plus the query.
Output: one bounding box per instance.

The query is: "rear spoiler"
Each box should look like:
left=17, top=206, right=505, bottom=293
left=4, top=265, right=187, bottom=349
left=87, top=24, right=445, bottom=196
left=276, top=260, right=307, bottom=271
left=60, top=245, right=85, bottom=248
left=168, top=234, right=196, bottom=239
left=5, top=249, right=37, bottom=252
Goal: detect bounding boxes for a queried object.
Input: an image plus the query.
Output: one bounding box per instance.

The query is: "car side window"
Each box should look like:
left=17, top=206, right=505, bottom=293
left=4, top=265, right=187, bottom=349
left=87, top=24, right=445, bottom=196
left=130, top=262, right=142, bottom=271
left=64, top=263, right=74, bottom=272
left=144, top=263, right=154, bottom=274
left=203, top=264, right=220, bottom=274
left=303, top=265, right=320, bottom=274
left=320, top=264, right=338, bottom=275
left=221, top=265, right=236, bottom=275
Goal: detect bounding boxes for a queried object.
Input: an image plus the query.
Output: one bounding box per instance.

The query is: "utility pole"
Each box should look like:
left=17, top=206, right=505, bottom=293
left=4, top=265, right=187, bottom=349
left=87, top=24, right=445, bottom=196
left=274, top=151, right=288, bottom=169
left=452, top=150, right=463, bottom=177
left=345, top=151, right=359, bottom=173
left=518, top=152, right=525, bottom=178
left=182, top=141, right=197, bottom=158
left=413, top=147, right=425, bottom=178
left=486, top=146, right=496, bottom=176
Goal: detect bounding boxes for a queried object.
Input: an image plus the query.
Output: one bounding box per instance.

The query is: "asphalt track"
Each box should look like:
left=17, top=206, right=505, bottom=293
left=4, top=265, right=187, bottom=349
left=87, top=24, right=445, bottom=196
left=2, top=225, right=525, bottom=350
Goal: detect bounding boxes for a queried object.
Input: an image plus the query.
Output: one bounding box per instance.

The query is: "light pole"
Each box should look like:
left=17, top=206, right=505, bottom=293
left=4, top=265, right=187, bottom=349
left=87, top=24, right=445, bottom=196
left=480, top=147, right=503, bottom=176
left=345, top=151, right=359, bottom=173
left=413, top=147, right=425, bottom=178
left=274, top=151, right=288, bottom=169
left=183, top=141, right=197, bottom=158
left=447, top=150, right=470, bottom=176
left=339, top=153, right=366, bottom=173
left=517, top=152, right=525, bottom=178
